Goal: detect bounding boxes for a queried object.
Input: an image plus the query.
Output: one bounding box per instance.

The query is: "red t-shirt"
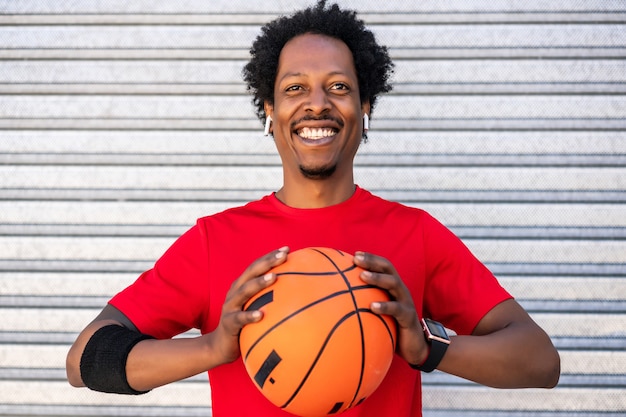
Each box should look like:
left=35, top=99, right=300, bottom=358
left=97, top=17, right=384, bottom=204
left=110, top=186, right=511, bottom=417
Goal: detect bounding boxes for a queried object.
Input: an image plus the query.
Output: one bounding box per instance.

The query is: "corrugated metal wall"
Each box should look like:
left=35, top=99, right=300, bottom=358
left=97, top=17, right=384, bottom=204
left=1, top=1, right=624, bottom=416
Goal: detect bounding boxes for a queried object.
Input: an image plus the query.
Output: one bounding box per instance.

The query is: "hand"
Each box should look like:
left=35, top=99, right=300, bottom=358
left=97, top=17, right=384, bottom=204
left=353, top=251, right=428, bottom=366
left=211, top=246, right=289, bottom=364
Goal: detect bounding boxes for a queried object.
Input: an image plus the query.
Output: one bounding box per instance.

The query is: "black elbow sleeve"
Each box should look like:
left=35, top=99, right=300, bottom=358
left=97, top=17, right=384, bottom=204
left=79, top=324, right=155, bottom=395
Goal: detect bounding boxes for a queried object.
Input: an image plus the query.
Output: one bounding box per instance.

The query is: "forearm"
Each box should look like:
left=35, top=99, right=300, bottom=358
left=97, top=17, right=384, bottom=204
left=124, top=334, right=221, bottom=392
left=67, top=320, right=227, bottom=392
left=438, top=320, right=560, bottom=389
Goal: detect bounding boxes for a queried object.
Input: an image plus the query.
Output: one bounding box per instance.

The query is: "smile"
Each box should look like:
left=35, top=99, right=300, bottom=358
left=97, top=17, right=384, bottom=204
left=297, top=127, right=338, bottom=140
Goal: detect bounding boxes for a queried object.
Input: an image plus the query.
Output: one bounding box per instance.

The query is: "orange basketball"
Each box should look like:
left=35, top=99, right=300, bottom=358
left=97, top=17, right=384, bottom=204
left=239, top=247, right=397, bottom=417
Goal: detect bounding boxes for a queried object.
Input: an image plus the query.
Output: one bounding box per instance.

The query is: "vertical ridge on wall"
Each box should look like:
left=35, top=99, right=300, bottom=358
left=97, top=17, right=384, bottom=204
left=0, top=1, right=624, bottom=416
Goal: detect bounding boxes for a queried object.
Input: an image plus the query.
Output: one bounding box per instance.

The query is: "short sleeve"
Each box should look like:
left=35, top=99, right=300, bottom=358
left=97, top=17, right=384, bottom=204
left=109, top=222, right=210, bottom=339
left=421, top=214, right=512, bottom=335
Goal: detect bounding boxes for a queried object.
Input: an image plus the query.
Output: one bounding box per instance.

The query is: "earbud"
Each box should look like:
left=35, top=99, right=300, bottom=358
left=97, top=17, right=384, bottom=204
left=264, top=116, right=272, bottom=136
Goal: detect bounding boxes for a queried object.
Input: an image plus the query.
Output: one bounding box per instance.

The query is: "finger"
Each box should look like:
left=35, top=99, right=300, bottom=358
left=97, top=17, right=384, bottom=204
left=370, top=299, right=406, bottom=319
left=353, top=251, right=397, bottom=275
left=234, top=309, right=263, bottom=327
left=225, top=271, right=277, bottom=309
left=230, top=246, right=289, bottom=292
left=220, top=309, right=263, bottom=337
left=246, top=246, right=289, bottom=277
left=360, top=269, right=411, bottom=302
left=371, top=301, right=419, bottom=330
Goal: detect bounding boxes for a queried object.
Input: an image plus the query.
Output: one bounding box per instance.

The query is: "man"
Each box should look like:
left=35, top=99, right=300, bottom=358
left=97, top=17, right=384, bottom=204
left=66, top=2, right=560, bottom=416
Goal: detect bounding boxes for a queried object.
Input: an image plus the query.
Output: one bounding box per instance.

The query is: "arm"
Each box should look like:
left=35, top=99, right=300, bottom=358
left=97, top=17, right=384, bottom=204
left=66, top=247, right=289, bottom=392
left=66, top=304, right=224, bottom=391
left=439, top=298, right=560, bottom=388
left=354, top=251, right=560, bottom=389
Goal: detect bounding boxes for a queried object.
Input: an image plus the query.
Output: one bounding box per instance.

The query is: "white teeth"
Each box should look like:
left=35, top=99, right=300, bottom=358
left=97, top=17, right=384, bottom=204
left=298, top=127, right=336, bottom=139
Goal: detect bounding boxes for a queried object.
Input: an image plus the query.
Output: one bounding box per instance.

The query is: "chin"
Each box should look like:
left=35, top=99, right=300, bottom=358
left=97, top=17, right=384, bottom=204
left=299, top=164, right=337, bottom=180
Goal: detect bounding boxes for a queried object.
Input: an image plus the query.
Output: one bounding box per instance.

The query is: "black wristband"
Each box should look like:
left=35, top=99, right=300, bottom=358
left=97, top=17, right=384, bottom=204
left=409, top=318, right=450, bottom=373
left=409, top=339, right=447, bottom=372
left=80, top=324, right=154, bottom=395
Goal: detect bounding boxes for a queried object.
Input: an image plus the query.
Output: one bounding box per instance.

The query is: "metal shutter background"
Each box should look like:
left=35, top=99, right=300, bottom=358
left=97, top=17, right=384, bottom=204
left=0, top=1, right=624, bottom=416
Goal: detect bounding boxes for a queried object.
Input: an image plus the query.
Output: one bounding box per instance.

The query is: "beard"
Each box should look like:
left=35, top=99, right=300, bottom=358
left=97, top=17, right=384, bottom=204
left=299, top=163, right=337, bottom=180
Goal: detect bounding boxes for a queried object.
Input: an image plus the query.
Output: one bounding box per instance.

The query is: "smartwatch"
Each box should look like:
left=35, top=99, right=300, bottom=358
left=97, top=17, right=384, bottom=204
left=410, top=318, right=451, bottom=373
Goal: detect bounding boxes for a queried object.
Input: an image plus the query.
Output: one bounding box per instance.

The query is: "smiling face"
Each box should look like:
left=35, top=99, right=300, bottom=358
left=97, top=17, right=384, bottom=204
left=265, top=33, right=369, bottom=183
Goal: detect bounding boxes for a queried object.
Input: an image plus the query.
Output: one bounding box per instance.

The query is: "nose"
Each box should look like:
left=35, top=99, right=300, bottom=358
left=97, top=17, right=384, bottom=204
left=305, top=86, right=331, bottom=114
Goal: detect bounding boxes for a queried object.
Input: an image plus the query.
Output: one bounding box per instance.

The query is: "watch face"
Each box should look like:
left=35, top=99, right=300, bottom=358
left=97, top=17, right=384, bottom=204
left=424, top=318, right=450, bottom=342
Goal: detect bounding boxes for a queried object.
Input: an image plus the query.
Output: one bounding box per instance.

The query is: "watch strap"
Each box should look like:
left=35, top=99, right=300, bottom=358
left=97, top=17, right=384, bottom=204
left=410, top=337, right=448, bottom=372
left=409, top=318, right=450, bottom=373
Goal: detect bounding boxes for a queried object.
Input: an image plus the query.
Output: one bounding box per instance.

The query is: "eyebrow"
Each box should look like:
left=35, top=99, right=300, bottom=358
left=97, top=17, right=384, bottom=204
left=277, top=71, right=351, bottom=84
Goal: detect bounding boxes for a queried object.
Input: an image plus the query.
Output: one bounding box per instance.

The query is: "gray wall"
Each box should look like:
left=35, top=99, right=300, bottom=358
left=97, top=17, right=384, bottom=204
left=0, top=1, right=625, bottom=416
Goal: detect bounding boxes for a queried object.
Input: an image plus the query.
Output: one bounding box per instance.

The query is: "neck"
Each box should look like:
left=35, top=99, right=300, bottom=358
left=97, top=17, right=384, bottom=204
left=276, top=179, right=356, bottom=209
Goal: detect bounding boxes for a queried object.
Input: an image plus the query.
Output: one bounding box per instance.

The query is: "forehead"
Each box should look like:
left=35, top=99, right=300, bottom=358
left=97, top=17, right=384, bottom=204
left=276, top=33, right=357, bottom=80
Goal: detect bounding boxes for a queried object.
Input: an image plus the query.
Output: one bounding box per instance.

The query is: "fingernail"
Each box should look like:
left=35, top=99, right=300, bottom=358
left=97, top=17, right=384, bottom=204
left=361, top=270, right=372, bottom=279
left=354, top=253, right=364, bottom=262
left=371, top=302, right=381, bottom=310
left=275, top=246, right=288, bottom=259
left=264, top=273, right=274, bottom=282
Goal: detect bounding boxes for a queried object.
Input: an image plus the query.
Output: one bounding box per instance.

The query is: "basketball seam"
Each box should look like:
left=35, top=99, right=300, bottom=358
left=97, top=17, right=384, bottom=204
left=313, top=249, right=367, bottom=411
left=279, top=307, right=375, bottom=410
left=242, top=285, right=375, bottom=361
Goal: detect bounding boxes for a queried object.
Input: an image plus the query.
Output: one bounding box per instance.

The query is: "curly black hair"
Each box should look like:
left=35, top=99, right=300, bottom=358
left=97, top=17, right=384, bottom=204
left=242, top=0, right=394, bottom=126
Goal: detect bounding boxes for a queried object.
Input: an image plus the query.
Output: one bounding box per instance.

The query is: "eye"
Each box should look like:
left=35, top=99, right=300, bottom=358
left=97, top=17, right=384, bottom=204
left=330, top=82, right=350, bottom=91
left=285, top=85, right=303, bottom=92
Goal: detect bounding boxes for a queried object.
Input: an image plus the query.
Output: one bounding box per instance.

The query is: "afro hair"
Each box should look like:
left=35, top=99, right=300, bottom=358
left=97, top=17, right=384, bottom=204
left=242, top=0, right=394, bottom=125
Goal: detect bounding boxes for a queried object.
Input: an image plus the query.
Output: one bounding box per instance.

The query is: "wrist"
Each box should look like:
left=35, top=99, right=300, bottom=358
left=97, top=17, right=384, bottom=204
left=413, top=344, right=431, bottom=368
left=407, top=343, right=430, bottom=369
left=409, top=318, right=450, bottom=373
left=204, top=332, right=236, bottom=368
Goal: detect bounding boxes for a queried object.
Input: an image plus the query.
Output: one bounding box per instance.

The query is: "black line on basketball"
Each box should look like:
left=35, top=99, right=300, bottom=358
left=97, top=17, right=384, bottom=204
left=243, top=285, right=377, bottom=361
left=275, top=264, right=359, bottom=278
left=254, top=349, right=282, bottom=388
left=244, top=290, right=273, bottom=312
left=328, top=401, right=344, bottom=414
left=280, top=309, right=362, bottom=409
left=374, top=308, right=398, bottom=351
left=313, top=249, right=366, bottom=409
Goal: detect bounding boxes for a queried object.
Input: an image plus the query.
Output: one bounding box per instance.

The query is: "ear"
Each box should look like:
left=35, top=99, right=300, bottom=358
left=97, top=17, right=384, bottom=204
left=264, top=102, right=273, bottom=120
left=361, top=101, right=371, bottom=118
left=361, top=101, right=371, bottom=139
left=263, top=102, right=274, bottom=136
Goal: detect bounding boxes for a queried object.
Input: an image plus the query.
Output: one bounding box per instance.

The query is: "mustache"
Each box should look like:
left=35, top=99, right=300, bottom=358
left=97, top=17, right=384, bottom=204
left=291, top=114, right=344, bottom=129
